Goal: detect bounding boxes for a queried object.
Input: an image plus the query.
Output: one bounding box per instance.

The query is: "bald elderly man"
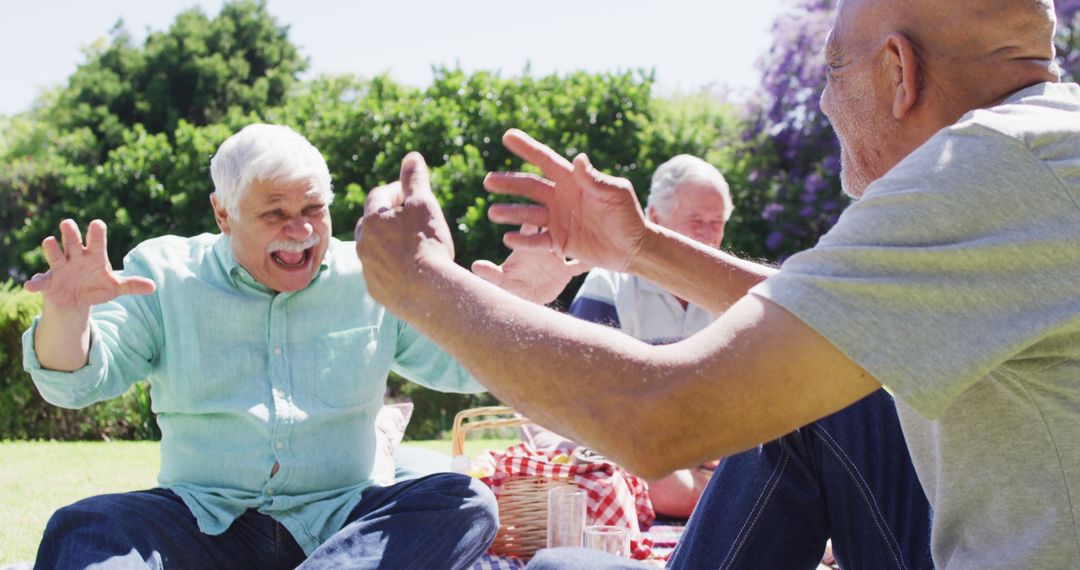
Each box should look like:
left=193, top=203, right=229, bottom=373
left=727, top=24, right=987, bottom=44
left=357, top=0, right=1080, bottom=568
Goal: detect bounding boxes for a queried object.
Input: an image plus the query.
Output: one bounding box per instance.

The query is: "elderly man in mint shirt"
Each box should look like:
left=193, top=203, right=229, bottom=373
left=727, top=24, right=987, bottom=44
left=22, top=124, right=500, bottom=569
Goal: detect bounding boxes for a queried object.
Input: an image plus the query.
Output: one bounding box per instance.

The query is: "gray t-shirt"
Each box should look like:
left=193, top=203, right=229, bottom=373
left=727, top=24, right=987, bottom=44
left=751, top=82, right=1080, bottom=569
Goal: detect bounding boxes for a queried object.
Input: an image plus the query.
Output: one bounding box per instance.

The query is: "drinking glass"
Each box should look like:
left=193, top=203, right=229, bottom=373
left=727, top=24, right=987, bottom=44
left=584, top=525, right=630, bottom=557
left=547, top=485, right=587, bottom=548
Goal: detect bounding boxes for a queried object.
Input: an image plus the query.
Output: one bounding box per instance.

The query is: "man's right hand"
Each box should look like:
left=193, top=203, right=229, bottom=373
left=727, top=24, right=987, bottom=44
left=25, top=219, right=156, bottom=312
left=483, top=129, right=650, bottom=272
left=26, top=220, right=155, bottom=371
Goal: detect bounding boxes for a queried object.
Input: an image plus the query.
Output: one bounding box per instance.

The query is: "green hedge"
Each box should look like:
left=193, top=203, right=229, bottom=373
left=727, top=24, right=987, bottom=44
left=0, top=1, right=753, bottom=440
left=0, top=282, right=158, bottom=440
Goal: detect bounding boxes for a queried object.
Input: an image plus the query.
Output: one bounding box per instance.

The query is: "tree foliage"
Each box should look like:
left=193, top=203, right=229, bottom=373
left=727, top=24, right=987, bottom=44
left=48, top=0, right=304, bottom=145
left=0, top=0, right=742, bottom=439
left=9, top=0, right=1079, bottom=439
left=1, top=13, right=742, bottom=293
left=1, top=1, right=301, bottom=279
left=0, top=282, right=159, bottom=440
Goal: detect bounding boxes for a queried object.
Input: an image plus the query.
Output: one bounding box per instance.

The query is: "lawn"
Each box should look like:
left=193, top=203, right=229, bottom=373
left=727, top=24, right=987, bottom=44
left=0, top=438, right=517, bottom=565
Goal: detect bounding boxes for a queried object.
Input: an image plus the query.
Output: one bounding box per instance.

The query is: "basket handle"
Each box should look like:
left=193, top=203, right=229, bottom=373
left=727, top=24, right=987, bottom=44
left=451, top=406, right=531, bottom=456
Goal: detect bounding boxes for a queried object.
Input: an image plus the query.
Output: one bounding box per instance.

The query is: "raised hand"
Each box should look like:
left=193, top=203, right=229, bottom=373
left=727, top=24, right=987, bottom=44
left=471, top=224, right=591, bottom=305
left=363, top=181, right=403, bottom=215
left=25, top=219, right=156, bottom=312
left=356, top=153, right=455, bottom=312
left=483, top=129, right=649, bottom=272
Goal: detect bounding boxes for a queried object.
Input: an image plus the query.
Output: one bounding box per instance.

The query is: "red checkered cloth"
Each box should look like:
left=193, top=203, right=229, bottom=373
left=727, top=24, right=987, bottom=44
left=474, top=443, right=655, bottom=531
left=468, top=526, right=685, bottom=569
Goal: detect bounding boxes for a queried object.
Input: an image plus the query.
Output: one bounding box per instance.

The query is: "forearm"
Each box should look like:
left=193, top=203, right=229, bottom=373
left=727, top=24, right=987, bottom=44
left=628, top=223, right=777, bottom=313
left=396, top=257, right=687, bottom=473
left=33, top=304, right=92, bottom=372
left=392, top=259, right=879, bottom=478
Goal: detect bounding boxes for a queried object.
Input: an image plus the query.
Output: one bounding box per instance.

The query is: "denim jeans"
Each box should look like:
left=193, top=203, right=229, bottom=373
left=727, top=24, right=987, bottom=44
left=527, top=390, right=933, bottom=570
left=34, top=473, right=498, bottom=570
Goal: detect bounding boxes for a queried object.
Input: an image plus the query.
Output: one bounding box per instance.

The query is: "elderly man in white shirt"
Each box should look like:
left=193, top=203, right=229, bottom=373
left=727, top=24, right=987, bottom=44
left=568, top=155, right=731, bottom=518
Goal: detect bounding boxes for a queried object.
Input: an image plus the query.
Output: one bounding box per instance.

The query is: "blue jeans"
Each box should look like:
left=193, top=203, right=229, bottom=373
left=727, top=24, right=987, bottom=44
left=528, top=390, right=932, bottom=569
left=34, top=473, right=498, bottom=570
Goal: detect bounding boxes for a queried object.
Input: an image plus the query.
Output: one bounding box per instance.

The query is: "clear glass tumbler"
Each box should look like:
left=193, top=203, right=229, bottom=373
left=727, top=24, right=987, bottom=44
left=547, top=485, right=587, bottom=548
left=583, top=525, right=630, bottom=557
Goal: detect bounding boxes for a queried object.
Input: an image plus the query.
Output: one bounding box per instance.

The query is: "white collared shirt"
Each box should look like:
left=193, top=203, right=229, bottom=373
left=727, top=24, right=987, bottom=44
left=569, top=268, right=716, bottom=344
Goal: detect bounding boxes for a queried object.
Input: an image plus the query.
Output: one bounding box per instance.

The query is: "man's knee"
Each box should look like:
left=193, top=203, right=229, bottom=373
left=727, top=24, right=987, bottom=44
left=37, top=494, right=160, bottom=570
left=526, top=547, right=650, bottom=569
left=44, top=494, right=132, bottom=541
left=425, top=472, right=495, bottom=501
left=42, top=490, right=184, bottom=550
left=448, top=474, right=499, bottom=529
left=525, top=548, right=566, bottom=569
left=403, top=473, right=499, bottom=529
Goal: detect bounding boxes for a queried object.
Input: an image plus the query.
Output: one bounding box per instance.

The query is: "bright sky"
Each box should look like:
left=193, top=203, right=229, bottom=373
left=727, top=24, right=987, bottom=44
left=0, top=0, right=790, bottom=117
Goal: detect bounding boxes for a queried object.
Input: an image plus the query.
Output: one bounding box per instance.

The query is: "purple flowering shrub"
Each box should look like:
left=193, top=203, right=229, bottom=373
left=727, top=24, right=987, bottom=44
left=730, top=0, right=842, bottom=261
left=731, top=0, right=1080, bottom=262
left=1057, top=1, right=1080, bottom=80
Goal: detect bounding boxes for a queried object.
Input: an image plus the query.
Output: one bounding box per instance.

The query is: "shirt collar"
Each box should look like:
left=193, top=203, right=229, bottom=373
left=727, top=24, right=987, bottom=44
left=634, top=274, right=716, bottom=318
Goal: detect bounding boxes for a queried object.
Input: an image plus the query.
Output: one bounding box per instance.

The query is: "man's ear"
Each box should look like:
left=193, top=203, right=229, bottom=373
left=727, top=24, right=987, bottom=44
left=210, top=194, right=231, bottom=235
left=886, top=32, right=922, bottom=120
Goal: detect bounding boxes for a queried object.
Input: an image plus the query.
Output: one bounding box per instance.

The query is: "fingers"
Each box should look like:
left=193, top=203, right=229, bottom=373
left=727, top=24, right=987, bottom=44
left=470, top=260, right=505, bottom=286
left=484, top=172, right=555, bottom=203
left=85, top=220, right=107, bottom=260
left=400, top=152, right=432, bottom=201
left=502, top=129, right=573, bottom=178
left=41, top=237, right=65, bottom=267
left=24, top=272, right=51, bottom=293
left=353, top=216, right=365, bottom=244
left=572, top=153, right=635, bottom=194
left=487, top=204, right=550, bottom=227
left=365, top=181, right=403, bottom=215
left=116, top=276, right=157, bottom=297
left=503, top=231, right=554, bottom=251
left=59, top=219, right=84, bottom=259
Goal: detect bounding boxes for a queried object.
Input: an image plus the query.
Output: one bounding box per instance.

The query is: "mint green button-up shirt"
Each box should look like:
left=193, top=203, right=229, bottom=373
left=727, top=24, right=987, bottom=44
left=23, top=233, right=483, bottom=555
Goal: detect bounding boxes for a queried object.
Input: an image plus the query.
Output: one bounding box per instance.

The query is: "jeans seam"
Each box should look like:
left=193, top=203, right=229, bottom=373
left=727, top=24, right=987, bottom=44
left=811, top=424, right=907, bottom=570
left=719, top=447, right=791, bottom=570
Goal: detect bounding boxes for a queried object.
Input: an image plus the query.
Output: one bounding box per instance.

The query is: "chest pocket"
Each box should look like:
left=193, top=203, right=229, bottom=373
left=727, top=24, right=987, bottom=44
left=315, top=326, right=380, bottom=408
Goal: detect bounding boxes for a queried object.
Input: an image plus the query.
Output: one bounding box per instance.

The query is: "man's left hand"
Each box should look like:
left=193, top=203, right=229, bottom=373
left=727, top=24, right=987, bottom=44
left=356, top=153, right=454, bottom=313
left=471, top=224, right=591, bottom=305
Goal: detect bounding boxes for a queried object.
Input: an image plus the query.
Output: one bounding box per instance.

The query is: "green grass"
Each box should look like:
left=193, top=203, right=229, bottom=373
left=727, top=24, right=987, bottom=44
left=0, top=438, right=517, bottom=565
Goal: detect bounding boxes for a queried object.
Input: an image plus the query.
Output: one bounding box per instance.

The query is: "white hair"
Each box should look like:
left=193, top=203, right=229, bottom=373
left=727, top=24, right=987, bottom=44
left=645, top=155, right=733, bottom=221
left=210, top=124, right=333, bottom=217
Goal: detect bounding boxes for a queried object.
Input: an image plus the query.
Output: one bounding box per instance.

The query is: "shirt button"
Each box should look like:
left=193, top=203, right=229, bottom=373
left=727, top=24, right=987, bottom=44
left=266, top=489, right=274, bottom=496
left=275, top=440, right=284, bottom=450
left=273, top=347, right=282, bottom=355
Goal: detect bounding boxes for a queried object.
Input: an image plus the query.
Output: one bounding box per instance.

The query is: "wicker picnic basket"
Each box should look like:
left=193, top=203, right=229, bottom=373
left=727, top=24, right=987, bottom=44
left=451, top=406, right=579, bottom=561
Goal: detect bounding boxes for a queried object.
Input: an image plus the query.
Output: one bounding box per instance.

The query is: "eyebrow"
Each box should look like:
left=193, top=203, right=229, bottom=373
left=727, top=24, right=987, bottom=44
left=257, top=196, right=326, bottom=211
left=824, top=36, right=841, bottom=60
left=259, top=188, right=325, bottom=206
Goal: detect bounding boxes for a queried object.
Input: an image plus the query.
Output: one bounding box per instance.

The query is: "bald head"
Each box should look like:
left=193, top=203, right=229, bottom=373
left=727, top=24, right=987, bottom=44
left=822, top=0, right=1060, bottom=196
left=833, top=0, right=1058, bottom=110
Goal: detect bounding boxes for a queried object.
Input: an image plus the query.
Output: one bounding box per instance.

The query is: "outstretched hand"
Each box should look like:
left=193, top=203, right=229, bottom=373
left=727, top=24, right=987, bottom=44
left=25, top=219, right=156, bottom=313
left=471, top=224, right=591, bottom=305
left=355, top=153, right=455, bottom=312
left=483, top=129, right=649, bottom=272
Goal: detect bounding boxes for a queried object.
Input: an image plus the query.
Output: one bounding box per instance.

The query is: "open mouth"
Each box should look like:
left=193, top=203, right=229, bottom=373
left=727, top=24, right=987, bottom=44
left=270, top=248, right=312, bottom=269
